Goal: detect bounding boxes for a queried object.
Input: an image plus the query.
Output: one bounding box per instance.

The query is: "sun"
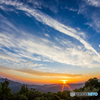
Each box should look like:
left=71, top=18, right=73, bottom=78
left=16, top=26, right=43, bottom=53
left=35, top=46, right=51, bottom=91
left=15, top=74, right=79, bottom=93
left=63, top=81, right=66, bottom=84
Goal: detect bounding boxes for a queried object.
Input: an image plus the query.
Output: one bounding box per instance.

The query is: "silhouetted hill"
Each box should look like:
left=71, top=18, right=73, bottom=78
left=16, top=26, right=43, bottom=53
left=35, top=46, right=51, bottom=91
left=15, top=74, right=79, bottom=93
left=0, top=77, right=85, bottom=93
left=0, top=78, right=22, bottom=92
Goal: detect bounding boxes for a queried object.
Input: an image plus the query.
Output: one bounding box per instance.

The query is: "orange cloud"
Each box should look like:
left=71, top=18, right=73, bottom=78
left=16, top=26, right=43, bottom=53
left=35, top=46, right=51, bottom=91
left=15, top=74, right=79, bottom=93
left=0, top=65, right=83, bottom=77
left=0, top=65, right=91, bottom=84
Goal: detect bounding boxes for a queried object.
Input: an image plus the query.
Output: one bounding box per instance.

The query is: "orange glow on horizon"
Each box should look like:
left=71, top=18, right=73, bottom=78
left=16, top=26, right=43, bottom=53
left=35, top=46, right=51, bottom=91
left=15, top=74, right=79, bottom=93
left=0, top=70, right=100, bottom=85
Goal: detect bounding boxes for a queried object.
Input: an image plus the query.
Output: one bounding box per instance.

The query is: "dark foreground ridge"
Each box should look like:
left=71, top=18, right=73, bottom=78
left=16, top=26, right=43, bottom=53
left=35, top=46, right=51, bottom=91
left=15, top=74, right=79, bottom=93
left=0, top=77, right=100, bottom=100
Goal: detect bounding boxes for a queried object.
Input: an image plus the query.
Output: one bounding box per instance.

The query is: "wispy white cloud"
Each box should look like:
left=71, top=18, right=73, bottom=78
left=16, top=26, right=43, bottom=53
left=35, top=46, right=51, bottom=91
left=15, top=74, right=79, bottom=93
left=1, top=20, right=19, bottom=32
left=0, top=54, right=17, bottom=62
left=78, top=1, right=100, bottom=33
left=0, top=5, right=18, bottom=13
left=44, top=33, right=50, bottom=37
left=29, top=0, right=58, bottom=13
left=0, top=53, right=44, bottom=70
left=84, top=13, right=100, bottom=33
left=0, top=31, right=100, bottom=68
left=85, top=0, right=100, bottom=7
left=65, top=6, right=78, bottom=12
left=0, top=0, right=100, bottom=69
left=77, top=32, right=86, bottom=39
left=5, top=0, right=99, bottom=57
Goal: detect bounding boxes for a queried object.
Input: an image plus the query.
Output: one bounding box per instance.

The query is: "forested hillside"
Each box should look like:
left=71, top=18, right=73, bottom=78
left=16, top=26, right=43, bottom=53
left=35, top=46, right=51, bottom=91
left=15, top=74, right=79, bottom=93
left=0, top=77, right=100, bottom=100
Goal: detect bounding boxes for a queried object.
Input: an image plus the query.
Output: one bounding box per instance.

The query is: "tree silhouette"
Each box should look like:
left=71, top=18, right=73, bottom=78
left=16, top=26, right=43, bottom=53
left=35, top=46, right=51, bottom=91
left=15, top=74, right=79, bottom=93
left=0, top=77, right=100, bottom=100
left=0, top=80, right=12, bottom=100
left=19, top=84, right=28, bottom=94
left=84, top=77, right=100, bottom=91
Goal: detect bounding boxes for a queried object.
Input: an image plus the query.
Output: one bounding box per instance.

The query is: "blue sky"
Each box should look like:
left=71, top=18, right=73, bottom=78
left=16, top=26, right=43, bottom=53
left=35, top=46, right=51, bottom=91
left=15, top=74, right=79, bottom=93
left=0, top=0, right=100, bottom=84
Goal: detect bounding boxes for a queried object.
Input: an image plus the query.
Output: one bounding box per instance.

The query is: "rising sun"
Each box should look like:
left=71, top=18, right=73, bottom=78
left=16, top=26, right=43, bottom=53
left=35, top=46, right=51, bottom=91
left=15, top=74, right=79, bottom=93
left=63, top=81, right=66, bottom=84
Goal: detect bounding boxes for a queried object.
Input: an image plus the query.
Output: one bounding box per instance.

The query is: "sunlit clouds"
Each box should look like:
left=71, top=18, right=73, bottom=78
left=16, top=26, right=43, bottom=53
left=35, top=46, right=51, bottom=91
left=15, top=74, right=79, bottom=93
left=0, top=0, right=100, bottom=84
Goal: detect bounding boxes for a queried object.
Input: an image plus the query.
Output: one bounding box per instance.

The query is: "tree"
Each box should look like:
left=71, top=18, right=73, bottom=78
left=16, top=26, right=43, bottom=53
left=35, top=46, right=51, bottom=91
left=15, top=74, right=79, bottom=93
left=0, top=80, right=12, bottom=100
left=84, top=77, right=100, bottom=91
left=14, top=94, right=28, bottom=100
left=19, top=84, right=28, bottom=94
left=34, top=96, right=48, bottom=100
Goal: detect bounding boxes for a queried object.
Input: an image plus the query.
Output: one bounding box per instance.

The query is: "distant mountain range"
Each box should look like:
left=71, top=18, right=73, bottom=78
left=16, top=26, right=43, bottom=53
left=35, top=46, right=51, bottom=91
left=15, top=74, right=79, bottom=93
left=0, top=77, right=87, bottom=93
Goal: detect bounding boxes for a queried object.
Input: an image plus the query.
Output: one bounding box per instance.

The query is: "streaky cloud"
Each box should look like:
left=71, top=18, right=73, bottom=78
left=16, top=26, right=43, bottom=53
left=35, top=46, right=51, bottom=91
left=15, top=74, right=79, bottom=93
left=0, top=65, right=83, bottom=77
left=0, top=0, right=99, bottom=57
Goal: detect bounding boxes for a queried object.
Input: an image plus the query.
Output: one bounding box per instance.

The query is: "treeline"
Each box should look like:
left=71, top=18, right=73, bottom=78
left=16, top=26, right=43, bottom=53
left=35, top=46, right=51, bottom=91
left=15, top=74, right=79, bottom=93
left=0, top=77, right=100, bottom=100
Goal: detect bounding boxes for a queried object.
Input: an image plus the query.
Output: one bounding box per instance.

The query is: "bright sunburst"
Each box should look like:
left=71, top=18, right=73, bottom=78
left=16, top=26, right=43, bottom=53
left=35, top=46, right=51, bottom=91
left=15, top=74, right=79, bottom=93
left=63, top=81, right=66, bottom=84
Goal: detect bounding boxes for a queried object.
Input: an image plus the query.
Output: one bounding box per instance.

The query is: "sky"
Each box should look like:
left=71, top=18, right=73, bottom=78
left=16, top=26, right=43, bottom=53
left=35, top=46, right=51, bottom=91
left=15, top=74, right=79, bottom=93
left=0, top=0, right=100, bottom=84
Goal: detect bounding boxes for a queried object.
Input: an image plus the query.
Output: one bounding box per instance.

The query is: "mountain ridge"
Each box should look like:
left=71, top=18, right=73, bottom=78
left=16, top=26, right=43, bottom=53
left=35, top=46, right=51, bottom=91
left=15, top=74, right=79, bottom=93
left=0, top=77, right=86, bottom=93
